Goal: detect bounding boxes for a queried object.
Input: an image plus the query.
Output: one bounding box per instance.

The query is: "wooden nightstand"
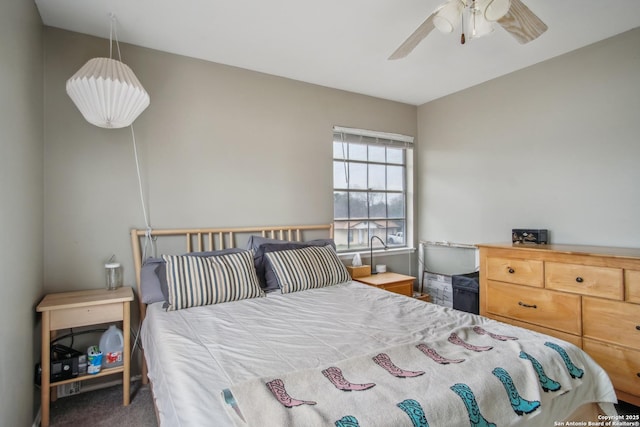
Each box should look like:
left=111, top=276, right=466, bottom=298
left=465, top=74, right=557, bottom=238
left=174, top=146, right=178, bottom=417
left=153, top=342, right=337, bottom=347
left=355, top=272, right=415, bottom=297
left=36, top=287, right=134, bottom=427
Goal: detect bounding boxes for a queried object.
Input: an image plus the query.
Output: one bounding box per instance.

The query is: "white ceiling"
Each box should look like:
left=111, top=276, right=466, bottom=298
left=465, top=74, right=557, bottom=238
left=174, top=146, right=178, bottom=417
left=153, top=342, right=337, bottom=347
left=35, top=0, right=640, bottom=106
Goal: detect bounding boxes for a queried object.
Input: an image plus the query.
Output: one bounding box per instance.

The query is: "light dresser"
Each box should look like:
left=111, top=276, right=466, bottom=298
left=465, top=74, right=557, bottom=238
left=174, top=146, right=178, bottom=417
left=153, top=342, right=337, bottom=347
left=478, top=243, right=640, bottom=406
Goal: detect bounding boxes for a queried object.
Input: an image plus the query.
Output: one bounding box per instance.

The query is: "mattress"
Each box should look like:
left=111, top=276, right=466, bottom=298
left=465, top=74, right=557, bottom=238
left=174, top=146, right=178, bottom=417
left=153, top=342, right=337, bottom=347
left=141, top=280, right=617, bottom=426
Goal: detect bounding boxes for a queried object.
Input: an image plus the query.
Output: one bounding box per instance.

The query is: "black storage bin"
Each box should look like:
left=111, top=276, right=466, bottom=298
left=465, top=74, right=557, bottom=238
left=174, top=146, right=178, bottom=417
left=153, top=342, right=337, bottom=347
left=452, top=271, right=480, bottom=314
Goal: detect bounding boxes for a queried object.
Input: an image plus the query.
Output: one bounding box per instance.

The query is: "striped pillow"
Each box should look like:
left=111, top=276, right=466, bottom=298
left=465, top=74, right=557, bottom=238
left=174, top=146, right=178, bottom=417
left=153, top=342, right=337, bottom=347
left=264, top=245, right=350, bottom=294
left=162, top=251, right=264, bottom=311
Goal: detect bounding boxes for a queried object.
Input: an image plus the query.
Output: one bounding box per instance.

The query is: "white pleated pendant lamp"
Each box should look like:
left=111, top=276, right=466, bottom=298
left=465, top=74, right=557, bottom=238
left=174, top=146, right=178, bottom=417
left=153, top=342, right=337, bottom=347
left=66, top=57, right=150, bottom=129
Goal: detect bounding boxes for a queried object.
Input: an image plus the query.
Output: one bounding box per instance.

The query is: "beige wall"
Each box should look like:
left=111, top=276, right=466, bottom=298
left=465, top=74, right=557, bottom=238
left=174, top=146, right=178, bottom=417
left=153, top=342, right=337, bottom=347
left=0, top=2, right=44, bottom=426
left=418, top=28, right=640, bottom=250
left=43, top=27, right=418, bottom=294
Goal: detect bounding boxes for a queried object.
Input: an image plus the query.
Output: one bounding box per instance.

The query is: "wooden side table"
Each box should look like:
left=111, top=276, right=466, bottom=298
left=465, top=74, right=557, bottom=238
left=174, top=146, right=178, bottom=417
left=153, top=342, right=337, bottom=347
left=36, top=287, right=134, bottom=427
left=355, top=272, right=415, bottom=297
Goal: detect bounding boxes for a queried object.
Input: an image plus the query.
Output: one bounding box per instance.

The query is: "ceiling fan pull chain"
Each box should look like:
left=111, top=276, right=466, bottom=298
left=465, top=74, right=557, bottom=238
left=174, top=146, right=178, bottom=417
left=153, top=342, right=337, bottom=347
left=460, top=10, right=466, bottom=44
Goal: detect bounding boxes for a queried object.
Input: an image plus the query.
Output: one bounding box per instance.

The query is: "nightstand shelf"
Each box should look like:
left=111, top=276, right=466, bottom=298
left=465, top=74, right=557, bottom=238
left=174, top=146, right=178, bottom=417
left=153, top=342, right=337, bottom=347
left=36, top=287, right=134, bottom=427
left=50, top=366, right=125, bottom=387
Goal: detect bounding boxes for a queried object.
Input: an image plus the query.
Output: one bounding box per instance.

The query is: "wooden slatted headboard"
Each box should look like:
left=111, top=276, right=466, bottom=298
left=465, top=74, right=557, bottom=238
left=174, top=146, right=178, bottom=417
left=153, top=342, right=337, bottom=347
left=130, top=224, right=334, bottom=316
left=130, top=224, right=333, bottom=382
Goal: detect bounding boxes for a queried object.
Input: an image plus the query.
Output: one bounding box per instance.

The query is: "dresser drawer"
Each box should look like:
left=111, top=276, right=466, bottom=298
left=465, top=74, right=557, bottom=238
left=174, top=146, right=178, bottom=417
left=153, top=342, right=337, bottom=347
left=488, top=314, right=582, bottom=348
left=486, top=280, right=581, bottom=334
left=486, top=257, right=543, bottom=287
left=355, top=273, right=415, bottom=297
left=626, top=270, right=640, bottom=304
left=583, top=339, right=640, bottom=397
left=380, top=281, right=413, bottom=297
left=546, top=262, right=623, bottom=300
left=583, top=297, right=640, bottom=351
left=49, top=302, right=124, bottom=330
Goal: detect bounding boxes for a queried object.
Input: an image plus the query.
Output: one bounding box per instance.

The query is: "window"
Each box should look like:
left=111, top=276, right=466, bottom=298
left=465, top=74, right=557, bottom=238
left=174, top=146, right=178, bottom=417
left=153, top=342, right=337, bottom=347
left=332, top=126, right=414, bottom=253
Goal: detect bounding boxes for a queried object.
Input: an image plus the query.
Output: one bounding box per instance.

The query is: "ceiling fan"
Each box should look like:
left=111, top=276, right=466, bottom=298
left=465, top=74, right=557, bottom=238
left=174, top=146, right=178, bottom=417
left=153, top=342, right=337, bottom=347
left=389, top=0, right=548, bottom=60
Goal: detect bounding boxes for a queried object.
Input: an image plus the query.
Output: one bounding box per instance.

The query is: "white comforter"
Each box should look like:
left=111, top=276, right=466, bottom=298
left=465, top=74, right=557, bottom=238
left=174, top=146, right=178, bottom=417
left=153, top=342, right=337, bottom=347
left=141, top=281, right=616, bottom=427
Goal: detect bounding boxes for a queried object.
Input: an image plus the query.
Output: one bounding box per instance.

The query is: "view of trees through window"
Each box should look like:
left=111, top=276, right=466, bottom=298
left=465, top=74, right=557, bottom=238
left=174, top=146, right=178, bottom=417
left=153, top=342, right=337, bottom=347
left=333, top=138, right=407, bottom=252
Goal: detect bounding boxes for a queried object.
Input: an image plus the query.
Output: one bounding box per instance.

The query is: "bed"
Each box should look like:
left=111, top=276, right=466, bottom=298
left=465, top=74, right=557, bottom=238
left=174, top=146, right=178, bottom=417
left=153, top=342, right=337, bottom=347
left=131, top=224, right=618, bottom=426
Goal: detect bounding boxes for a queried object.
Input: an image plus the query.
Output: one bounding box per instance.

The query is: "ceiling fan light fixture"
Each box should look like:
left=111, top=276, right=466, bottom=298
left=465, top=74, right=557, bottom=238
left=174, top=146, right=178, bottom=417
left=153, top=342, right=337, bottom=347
left=481, top=0, right=511, bottom=21
left=468, top=10, right=494, bottom=39
left=433, top=0, right=465, bottom=34
left=388, top=0, right=545, bottom=60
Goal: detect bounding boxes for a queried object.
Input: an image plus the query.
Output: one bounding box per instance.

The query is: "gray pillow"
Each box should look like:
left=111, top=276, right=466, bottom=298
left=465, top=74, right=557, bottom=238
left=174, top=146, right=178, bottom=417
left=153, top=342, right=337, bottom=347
left=246, top=235, right=336, bottom=292
left=139, top=248, right=246, bottom=304
left=140, top=259, right=165, bottom=304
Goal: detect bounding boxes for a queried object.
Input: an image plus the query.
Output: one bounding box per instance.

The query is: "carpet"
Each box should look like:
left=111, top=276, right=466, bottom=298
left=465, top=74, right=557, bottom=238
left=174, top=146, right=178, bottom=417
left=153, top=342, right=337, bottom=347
left=49, top=381, right=157, bottom=427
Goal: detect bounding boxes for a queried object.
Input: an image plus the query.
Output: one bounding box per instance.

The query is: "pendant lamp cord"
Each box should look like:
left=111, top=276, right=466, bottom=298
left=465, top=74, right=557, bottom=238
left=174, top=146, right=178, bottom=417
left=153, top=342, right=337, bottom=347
left=109, top=14, right=156, bottom=259
left=109, top=13, right=153, bottom=359
left=108, top=13, right=123, bottom=62
left=130, top=124, right=155, bottom=257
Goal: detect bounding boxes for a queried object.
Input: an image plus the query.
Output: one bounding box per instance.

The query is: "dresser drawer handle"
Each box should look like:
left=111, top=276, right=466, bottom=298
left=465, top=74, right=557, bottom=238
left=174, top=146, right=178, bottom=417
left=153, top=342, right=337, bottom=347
left=508, top=268, right=515, bottom=274
left=518, top=301, right=537, bottom=309
left=575, top=277, right=584, bottom=283
left=636, top=325, right=640, bottom=331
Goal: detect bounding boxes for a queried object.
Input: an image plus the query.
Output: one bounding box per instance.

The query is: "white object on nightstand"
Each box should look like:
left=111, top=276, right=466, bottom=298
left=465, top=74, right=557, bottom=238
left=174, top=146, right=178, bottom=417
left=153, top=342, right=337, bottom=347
left=57, top=381, right=82, bottom=397
left=352, top=253, right=362, bottom=266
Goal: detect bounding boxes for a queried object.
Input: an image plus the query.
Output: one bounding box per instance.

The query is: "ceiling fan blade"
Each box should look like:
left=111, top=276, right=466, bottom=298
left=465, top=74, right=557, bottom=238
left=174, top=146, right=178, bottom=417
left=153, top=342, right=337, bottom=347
left=497, top=0, right=548, bottom=44
left=388, top=13, right=436, bottom=60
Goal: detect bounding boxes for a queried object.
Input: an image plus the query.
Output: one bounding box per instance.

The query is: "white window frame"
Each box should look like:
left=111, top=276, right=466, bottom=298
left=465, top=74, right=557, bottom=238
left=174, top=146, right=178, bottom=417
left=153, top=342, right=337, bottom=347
left=332, top=126, right=414, bottom=256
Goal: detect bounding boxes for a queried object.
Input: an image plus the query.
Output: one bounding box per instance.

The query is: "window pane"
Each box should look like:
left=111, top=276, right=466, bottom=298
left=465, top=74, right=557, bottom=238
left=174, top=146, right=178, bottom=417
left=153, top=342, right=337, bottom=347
left=333, top=161, right=348, bottom=189
left=369, top=192, right=386, bottom=218
left=333, top=141, right=346, bottom=160
left=348, top=162, right=367, bottom=189
left=349, top=143, right=367, bottom=161
left=349, top=192, right=367, bottom=218
left=387, top=220, right=405, bottom=246
left=387, top=165, right=404, bottom=191
left=349, top=226, right=369, bottom=250
left=333, top=220, right=350, bottom=251
left=370, top=223, right=387, bottom=249
left=333, top=191, right=348, bottom=219
left=388, top=193, right=404, bottom=218
left=387, top=147, right=403, bottom=164
left=368, top=164, right=385, bottom=190
left=368, top=145, right=385, bottom=163
left=332, top=130, right=410, bottom=253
